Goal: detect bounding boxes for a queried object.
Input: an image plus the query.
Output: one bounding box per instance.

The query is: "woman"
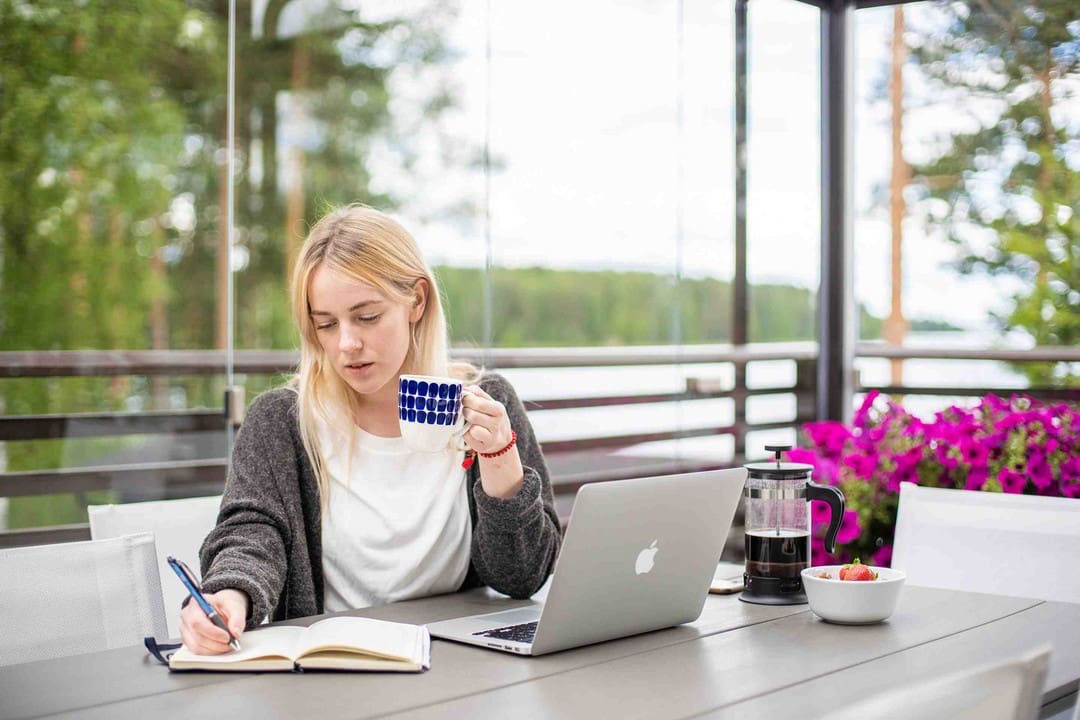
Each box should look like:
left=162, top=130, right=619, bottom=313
left=179, top=205, right=562, bottom=654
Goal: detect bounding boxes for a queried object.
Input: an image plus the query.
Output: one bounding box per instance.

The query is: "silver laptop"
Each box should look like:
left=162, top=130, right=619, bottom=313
left=428, top=467, right=747, bottom=656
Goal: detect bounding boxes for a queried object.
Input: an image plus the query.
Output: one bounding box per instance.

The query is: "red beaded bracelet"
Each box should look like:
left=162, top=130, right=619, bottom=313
left=480, top=430, right=517, bottom=459
left=461, top=430, right=517, bottom=470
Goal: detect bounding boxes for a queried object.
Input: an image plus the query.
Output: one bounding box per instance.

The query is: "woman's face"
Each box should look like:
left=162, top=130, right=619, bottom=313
left=307, top=265, right=424, bottom=403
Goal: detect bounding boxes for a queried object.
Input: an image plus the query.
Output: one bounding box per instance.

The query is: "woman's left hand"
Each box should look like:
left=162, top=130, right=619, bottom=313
left=461, top=385, right=514, bottom=455
left=461, top=385, right=524, bottom=499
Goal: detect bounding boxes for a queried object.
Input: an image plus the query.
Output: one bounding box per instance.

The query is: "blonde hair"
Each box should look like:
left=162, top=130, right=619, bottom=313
left=289, top=204, right=478, bottom=507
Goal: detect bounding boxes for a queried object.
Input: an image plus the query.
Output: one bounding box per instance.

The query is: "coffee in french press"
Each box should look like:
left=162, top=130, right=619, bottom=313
left=740, top=444, right=845, bottom=605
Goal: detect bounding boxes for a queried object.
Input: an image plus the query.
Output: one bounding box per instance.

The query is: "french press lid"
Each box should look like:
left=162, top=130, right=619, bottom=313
left=743, top=444, right=812, bottom=479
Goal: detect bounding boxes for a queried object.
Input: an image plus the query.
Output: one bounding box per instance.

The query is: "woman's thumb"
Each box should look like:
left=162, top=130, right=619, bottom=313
left=217, top=596, right=245, bottom=636
left=225, top=602, right=245, bottom=635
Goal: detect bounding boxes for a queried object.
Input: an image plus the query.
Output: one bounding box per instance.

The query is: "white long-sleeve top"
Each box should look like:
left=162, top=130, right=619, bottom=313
left=318, top=421, right=471, bottom=612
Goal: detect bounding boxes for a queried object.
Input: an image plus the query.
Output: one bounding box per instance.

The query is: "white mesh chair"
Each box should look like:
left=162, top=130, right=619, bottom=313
left=892, top=483, right=1080, bottom=603
left=0, top=533, right=167, bottom=667
left=89, top=495, right=221, bottom=639
left=822, top=645, right=1052, bottom=720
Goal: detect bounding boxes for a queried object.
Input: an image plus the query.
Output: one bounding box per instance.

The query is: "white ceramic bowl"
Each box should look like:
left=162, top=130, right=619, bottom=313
left=801, top=565, right=906, bottom=624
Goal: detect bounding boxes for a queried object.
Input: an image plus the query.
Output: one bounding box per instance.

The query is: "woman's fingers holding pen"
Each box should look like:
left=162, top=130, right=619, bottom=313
left=179, top=588, right=249, bottom=655
left=178, top=596, right=221, bottom=655
left=217, top=588, right=248, bottom=640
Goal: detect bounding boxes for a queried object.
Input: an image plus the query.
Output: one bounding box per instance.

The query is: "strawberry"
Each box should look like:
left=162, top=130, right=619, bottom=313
left=838, top=558, right=878, bottom=582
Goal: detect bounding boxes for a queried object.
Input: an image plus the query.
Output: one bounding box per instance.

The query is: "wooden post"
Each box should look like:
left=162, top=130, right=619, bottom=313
left=883, top=5, right=910, bottom=387
left=733, top=360, right=747, bottom=462
left=216, top=154, right=230, bottom=350
left=284, top=34, right=310, bottom=283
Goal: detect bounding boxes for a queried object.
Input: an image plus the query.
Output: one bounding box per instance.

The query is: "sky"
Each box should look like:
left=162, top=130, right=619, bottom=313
left=275, top=0, right=1049, bottom=334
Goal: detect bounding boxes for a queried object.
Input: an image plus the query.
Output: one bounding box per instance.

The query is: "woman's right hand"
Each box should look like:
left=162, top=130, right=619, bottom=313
left=178, top=588, right=249, bottom=655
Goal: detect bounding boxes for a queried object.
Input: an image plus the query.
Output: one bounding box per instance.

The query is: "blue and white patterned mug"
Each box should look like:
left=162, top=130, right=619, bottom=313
left=398, top=374, right=467, bottom=452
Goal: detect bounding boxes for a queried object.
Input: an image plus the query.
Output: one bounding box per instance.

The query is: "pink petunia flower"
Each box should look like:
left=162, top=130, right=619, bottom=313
left=870, top=544, right=893, bottom=567
left=964, top=466, right=989, bottom=491
left=853, top=391, right=881, bottom=431
left=835, top=510, right=861, bottom=545
left=809, top=536, right=829, bottom=566
left=934, top=443, right=960, bottom=471
left=1028, top=458, right=1054, bottom=492
left=794, top=394, right=1077, bottom=574
left=998, top=467, right=1027, bottom=494
left=1062, top=456, right=1080, bottom=483
left=805, top=421, right=852, bottom=459
left=842, top=452, right=878, bottom=480
left=810, top=499, right=832, bottom=524
left=887, top=451, right=922, bottom=492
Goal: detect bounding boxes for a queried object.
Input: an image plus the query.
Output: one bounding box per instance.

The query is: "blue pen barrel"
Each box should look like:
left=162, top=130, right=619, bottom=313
left=166, top=556, right=242, bottom=651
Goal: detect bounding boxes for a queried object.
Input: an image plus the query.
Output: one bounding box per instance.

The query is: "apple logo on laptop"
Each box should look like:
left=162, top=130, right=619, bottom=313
left=635, top=540, right=659, bottom=575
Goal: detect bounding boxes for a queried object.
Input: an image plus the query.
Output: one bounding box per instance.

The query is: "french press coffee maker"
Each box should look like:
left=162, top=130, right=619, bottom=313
left=740, top=444, right=845, bottom=605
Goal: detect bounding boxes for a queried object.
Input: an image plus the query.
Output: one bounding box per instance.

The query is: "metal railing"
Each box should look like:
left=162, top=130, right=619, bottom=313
left=1, top=342, right=1076, bottom=548
left=856, top=343, right=1079, bottom=401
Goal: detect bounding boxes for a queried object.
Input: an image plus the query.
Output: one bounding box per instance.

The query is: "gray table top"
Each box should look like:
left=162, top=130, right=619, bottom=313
left=3, top=579, right=1078, bottom=720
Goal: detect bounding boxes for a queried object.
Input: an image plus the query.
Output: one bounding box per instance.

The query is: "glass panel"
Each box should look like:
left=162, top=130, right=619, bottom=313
left=249, top=1, right=739, bottom=480
left=231, top=0, right=483, bottom=374
left=852, top=2, right=1077, bottom=414
left=747, top=0, right=820, bottom=343
left=745, top=0, right=819, bottom=457
left=6, top=0, right=845, bottom=539
left=0, top=3, right=229, bottom=536
left=480, top=0, right=736, bottom=474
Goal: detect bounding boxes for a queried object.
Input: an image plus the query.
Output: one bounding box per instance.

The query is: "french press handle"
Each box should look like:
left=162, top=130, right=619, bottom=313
left=806, top=482, right=845, bottom=553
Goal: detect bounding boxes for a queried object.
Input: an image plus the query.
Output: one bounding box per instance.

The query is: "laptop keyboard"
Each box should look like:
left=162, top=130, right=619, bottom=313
left=473, top=620, right=538, bottom=644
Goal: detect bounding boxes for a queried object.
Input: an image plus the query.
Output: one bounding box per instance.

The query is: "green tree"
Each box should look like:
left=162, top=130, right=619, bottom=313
left=229, top=0, right=460, bottom=352
left=436, top=265, right=880, bottom=347
left=0, top=0, right=461, bottom=528
left=907, top=0, right=1080, bottom=385
left=0, top=0, right=216, bottom=525
left=0, top=1, right=202, bottom=356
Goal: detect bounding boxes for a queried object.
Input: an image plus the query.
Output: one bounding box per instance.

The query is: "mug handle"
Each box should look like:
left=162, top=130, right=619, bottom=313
left=449, top=389, right=470, bottom=450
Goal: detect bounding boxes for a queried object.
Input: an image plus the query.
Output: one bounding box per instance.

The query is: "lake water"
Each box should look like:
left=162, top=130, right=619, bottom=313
left=498, top=331, right=1032, bottom=463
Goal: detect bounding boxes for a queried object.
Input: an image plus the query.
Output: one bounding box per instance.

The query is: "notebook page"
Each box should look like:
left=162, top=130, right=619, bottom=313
left=171, top=625, right=306, bottom=664
left=302, top=617, right=423, bottom=661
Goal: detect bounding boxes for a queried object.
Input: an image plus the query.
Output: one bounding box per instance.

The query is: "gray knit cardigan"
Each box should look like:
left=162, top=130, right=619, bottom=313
left=199, top=373, right=562, bottom=628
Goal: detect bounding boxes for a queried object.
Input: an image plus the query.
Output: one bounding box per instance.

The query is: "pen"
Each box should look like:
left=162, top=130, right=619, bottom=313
left=166, top=556, right=241, bottom=651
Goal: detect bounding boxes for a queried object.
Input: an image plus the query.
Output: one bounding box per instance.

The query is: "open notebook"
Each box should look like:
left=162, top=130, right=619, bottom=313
left=167, top=616, right=430, bottom=672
